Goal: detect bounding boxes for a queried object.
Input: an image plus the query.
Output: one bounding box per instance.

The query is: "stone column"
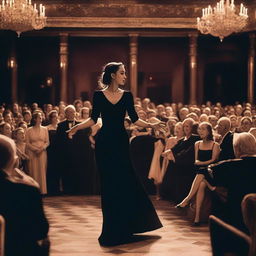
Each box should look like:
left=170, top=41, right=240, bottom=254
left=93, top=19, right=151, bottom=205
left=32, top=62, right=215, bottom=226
left=129, top=34, right=138, bottom=97
left=248, top=33, right=255, bottom=104
left=9, top=38, right=18, bottom=103
left=59, top=33, right=69, bottom=103
left=9, top=56, right=18, bottom=103
left=188, top=33, right=198, bottom=105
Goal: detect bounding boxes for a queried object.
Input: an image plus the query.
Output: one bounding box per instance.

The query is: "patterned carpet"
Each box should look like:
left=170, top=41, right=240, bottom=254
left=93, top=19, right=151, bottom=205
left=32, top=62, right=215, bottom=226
left=43, top=196, right=212, bottom=256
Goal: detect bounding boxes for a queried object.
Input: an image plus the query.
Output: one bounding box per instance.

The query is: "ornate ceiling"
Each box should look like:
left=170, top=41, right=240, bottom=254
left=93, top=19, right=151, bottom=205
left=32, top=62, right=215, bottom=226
left=32, top=0, right=256, bottom=35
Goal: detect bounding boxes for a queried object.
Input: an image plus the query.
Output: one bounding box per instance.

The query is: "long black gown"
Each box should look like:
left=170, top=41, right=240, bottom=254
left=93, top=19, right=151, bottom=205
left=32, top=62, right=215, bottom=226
left=91, top=90, right=162, bottom=246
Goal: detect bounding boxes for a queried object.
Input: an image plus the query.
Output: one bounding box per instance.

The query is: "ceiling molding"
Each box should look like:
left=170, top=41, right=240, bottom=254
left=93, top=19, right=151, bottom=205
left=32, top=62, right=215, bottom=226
left=46, top=17, right=197, bottom=29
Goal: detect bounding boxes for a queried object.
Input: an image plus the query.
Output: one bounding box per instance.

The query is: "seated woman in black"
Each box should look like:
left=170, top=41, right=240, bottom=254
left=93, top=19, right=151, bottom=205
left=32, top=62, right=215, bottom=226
left=0, top=135, right=49, bottom=256
left=176, top=122, right=220, bottom=225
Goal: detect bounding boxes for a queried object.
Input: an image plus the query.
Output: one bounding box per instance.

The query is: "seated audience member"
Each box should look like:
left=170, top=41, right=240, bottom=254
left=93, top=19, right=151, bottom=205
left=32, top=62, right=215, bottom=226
left=249, top=127, right=256, bottom=139
left=161, top=118, right=200, bottom=202
left=236, top=116, right=253, bottom=133
left=216, top=117, right=235, bottom=161
left=209, top=133, right=256, bottom=233
left=79, top=107, right=90, bottom=122
left=17, top=120, right=28, bottom=131
left=229, top=114, right=238, bottom=132
left=176, top=122, right=220, bottom=226
left=0, top=122, right=12, bottom=138
left=13, top=127, right=30, bottom=174
left=0, top=135, right=49, bottom=256
left=23, top=110, right=32, bottom=126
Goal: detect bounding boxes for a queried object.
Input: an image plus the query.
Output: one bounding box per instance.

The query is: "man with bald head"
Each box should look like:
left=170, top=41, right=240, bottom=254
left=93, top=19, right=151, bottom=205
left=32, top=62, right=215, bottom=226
left=0, top=135, right=49, bottom=256
left=216, top=117, right=235, bottom=161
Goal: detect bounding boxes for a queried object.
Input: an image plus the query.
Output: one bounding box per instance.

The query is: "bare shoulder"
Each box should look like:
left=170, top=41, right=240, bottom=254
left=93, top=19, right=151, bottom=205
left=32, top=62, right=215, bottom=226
left=195, top=140, right=201, bottom=146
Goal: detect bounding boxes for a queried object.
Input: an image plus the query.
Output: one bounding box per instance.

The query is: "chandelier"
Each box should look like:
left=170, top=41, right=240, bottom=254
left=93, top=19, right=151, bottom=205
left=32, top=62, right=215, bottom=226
left=197, top=0, right=248, bottom=41
left=0, top=0, right=46, bottom=37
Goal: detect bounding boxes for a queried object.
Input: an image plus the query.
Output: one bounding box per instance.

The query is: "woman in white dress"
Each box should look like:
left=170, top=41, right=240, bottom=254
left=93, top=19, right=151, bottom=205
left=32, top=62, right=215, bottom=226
left=26, top=112, right=49, bottom=194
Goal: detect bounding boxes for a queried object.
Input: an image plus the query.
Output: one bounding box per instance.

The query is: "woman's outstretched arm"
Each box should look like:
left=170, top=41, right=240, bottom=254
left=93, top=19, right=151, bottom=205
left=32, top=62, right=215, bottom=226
left=67, top=118, right=95, bottom=138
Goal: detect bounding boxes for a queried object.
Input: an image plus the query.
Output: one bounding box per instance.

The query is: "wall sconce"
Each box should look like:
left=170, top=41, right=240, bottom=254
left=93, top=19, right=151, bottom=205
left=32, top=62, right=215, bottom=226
left=60, top=61, right=66, bottom=68
left=8, top=57, right=16, bottom=68
left=46, top=77, right=53, bottom=87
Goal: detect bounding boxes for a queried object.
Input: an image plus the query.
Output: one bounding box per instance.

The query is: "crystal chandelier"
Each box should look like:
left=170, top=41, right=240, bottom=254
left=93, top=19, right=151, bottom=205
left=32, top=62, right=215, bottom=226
left=0, top=0, right=46, bottom=37
left=197, top=0, right=248, bottom=41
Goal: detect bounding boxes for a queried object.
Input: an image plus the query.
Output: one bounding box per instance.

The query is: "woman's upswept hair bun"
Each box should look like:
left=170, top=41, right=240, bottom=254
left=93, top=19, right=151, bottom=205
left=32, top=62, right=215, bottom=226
left=98, top=62, right=123, bottom=88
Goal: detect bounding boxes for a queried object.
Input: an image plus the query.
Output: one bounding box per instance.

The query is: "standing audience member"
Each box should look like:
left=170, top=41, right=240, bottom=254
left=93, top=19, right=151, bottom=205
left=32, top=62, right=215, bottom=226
left=56, top=105, right=94, bottom=194
left=26, top=112, right=49, bottom=195
left=46, top=110, right=59, bottom=195
left=0, top=135, right=49, bottom=256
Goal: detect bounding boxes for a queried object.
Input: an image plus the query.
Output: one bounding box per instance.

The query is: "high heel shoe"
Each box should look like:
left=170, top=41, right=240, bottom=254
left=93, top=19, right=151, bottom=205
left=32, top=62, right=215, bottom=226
left=175, top=202, right=189, bottom=209
left=192, top=221, right=201, bottom=227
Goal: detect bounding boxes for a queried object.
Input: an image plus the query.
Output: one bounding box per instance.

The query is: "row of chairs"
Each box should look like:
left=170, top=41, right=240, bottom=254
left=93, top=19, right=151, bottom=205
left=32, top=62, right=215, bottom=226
left=0, top=216, right=4, bottom=256
left=209, top=193, right=256, bottom=256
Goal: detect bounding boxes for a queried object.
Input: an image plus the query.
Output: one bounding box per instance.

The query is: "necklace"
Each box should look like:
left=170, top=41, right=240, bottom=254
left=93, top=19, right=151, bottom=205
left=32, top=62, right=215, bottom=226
left=106, top=87, right=120, bottom=94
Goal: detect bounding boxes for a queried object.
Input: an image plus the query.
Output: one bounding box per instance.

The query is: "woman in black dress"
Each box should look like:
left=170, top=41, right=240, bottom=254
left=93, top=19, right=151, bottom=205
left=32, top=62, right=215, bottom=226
left=68, top=62, right=163, bottom=246
left=175, top=122, right=220, bottom=225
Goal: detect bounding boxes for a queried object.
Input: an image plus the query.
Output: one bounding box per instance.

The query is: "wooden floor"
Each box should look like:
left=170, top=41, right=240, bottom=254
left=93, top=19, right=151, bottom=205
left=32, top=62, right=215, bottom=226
left=43, top=196, right=212, bottom=256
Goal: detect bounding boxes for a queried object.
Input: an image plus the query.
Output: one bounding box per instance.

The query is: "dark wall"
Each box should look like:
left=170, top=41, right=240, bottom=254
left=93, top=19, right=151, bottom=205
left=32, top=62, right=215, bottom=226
left=138, top=37, right=188, bottom=104
left=0, top=32, right=251, bottom=106
left=198, top=34, right=249, bottom=105
left=17, top=36, right=59, bottom=105
left=68, top=37, right=129, bottom=102
left=0, top=31, right=15, bottom=105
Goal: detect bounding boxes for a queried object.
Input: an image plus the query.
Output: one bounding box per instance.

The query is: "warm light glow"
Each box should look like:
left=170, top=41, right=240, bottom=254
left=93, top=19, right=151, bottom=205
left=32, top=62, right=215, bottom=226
left=0, top=0, right=46, bottom=36
left=8, top=57, right=15, bottom=68
left=60, top=62, right=66, bottom=68
left=197, top=0, right=248, bottom=41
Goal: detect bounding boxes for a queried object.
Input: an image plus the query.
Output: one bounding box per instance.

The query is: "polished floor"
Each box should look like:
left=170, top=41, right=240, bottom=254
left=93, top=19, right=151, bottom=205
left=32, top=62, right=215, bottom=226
left=43, top=196, right=212, bottom=256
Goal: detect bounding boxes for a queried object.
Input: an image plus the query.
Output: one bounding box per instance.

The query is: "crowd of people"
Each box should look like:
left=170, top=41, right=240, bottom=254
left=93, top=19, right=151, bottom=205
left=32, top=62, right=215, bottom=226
left=1, top=98, right=256, bottom=227
left=0, top=96, right=256, bottom=254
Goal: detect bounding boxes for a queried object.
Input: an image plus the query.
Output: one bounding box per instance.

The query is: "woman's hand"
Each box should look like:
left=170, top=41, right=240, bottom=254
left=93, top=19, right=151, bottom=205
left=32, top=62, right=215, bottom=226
left=151, top=122, right=166, bottom=134
left=195, top=160, right=203, bottom=166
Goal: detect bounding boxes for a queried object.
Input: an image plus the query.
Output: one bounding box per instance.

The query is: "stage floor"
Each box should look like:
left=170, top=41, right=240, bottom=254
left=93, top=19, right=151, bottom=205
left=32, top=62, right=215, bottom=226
left=43, top=196, right=211, bottom=256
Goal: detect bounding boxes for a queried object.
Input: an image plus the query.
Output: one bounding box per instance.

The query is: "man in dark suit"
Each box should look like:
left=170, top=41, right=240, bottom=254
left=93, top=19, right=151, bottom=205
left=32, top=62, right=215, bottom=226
left=55, top=105, right=94, bottom=194
left=209, top=132, right=256, bottom=233
left=0, top=135, right=49, bottom=256
left=216, top=117, right=235, bottom=161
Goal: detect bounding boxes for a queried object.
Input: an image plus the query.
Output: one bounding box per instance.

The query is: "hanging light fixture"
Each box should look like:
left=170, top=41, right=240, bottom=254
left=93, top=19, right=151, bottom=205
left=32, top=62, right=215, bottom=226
left=197, top=0, right=248, bottom=41
left=0, top=0, right=46, bottom=37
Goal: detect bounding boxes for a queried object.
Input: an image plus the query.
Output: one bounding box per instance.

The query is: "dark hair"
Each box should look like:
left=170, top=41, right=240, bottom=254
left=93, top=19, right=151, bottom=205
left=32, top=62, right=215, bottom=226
left=0, top=122, right=10, bottom=134
left=30, top=112, right=42, bottom=126
left=17, top=121, right=27, bottom=128
left=98, top=62, right=123, bottom=88
left=12, top=127, right=24, bottom=140
left=0, top=135, right=13, bottom=169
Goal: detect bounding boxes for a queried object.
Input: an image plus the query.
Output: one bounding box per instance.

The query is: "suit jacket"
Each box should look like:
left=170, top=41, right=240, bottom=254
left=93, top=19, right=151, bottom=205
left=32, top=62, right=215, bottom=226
left=171, top=134, right=201, bottom=166
left=210, top=157, right=256, bottom=232
left=0, top=171, right=49, bottom=256
left=219, top=131, right=235, bottom=161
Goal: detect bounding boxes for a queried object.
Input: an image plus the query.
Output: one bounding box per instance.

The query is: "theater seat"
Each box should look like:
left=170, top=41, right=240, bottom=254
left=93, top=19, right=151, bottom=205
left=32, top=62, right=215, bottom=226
left=209, top=215, right=251, bottom=256
left=0, top=215, right=5, bottom=256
